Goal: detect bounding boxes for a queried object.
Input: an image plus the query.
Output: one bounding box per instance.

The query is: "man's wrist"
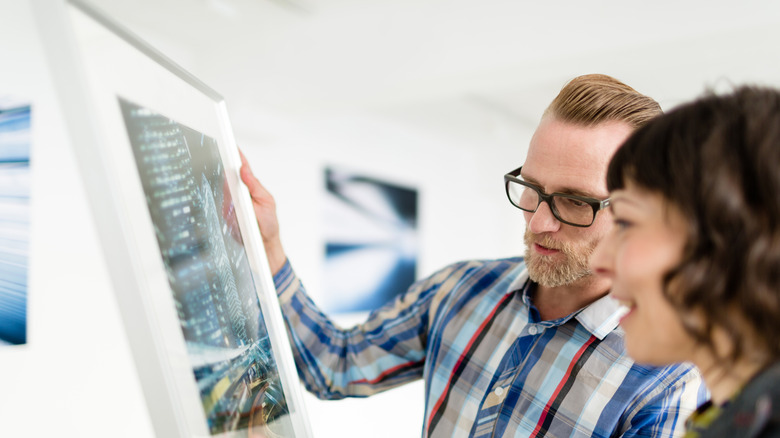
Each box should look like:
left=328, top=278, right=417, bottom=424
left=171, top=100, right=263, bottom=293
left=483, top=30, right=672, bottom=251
left=265, top=240, right=286, bottom=275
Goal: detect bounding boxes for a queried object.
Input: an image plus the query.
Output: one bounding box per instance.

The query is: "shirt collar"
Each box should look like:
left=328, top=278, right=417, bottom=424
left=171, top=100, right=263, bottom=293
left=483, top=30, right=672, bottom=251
left=506, top=264, right=530, bottom=295
left=508, top=261, right=627, bottom=340
left=575, top=294, right=628, bottom=340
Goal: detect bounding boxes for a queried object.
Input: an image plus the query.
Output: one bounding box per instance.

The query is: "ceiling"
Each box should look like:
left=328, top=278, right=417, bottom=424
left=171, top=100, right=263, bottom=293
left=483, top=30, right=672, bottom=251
left=89, top=0, right=780, bottom=145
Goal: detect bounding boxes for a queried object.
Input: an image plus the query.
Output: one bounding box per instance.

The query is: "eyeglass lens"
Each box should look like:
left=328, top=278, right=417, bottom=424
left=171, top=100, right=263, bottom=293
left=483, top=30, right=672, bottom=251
left=507, top=181, right=594, bottom=226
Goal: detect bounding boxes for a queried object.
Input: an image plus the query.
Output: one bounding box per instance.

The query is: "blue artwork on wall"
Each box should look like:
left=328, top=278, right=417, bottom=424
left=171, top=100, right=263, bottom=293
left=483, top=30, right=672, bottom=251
left=322, top=167, right=418, bottom=314
left=0, top=99, right=31, bottom=346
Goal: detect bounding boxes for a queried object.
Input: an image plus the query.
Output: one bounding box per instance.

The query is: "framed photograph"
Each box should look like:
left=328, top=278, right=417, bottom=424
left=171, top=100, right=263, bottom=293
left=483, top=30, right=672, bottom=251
left=34, top=1, right=312, bottom=436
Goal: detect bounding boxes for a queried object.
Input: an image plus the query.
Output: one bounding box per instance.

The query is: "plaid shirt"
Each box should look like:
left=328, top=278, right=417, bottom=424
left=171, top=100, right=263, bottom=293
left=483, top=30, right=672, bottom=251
left=275, top=257, right=706, bottom=437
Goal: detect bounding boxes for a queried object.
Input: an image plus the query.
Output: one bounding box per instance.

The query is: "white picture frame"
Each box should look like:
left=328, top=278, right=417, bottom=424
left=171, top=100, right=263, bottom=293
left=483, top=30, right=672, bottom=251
left=34, top=1, right=312, bottom=436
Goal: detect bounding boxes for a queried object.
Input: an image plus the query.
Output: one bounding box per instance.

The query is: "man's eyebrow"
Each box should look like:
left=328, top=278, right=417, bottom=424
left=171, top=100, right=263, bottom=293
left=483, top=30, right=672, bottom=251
left=521, top=172, right=600, bottom=198
left=559, top=187, right=600, bottom=198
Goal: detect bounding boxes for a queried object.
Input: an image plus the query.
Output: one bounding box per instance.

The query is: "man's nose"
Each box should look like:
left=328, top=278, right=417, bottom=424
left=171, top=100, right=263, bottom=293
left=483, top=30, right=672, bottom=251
left=526, top=200, right=561, bottom=234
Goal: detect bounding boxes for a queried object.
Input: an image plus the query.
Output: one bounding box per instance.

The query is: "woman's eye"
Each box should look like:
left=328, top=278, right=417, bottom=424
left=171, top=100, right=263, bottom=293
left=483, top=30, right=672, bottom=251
left=613, top=219, right=632, bottom=230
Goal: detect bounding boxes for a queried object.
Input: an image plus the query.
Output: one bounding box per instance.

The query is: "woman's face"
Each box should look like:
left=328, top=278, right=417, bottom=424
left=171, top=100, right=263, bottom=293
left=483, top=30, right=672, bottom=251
left=589, top=181, right=698, bottom=365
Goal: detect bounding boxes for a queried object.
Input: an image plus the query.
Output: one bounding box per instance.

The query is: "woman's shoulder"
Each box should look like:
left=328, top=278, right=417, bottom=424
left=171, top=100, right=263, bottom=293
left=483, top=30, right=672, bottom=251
left=703, top=362, right=780, bottom=437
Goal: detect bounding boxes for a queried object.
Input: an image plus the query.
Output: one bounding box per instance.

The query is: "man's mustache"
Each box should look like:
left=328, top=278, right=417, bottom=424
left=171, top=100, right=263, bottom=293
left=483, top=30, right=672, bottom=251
left=524, top=232, right=573, bottom=255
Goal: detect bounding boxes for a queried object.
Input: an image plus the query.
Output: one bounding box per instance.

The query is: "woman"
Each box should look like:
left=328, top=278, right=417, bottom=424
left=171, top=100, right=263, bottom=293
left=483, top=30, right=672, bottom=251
left=590, top=86, right=780, bottom=437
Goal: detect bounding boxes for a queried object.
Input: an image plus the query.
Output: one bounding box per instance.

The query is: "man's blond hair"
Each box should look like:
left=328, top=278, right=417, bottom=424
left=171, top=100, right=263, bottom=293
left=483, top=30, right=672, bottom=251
left=544, top=74, right=662, bottom=129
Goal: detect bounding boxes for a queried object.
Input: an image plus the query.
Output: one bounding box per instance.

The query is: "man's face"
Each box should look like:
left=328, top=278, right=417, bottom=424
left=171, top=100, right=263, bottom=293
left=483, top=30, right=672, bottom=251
left=521, top=117, right=634, bottom=288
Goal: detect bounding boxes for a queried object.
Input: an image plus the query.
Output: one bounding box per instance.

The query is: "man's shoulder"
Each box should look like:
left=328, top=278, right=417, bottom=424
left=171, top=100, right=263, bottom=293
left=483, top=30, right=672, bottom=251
left=641, top=361, right=701, bottom=385
left=602, top=328, right=700, bottom=382
left=429, top=256, right=527, bottom=286
left=417, top=256, right=527, bottom=300
left=597, top=328, right=702, bottom=394
left=437, top=256, right=526, bottom=275
left=620, top=359, right=703, bottom=408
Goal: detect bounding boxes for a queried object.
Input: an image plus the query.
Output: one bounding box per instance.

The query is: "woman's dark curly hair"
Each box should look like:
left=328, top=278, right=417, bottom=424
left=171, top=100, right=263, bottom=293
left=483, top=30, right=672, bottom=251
left=607, top=86, right=780, bottom=366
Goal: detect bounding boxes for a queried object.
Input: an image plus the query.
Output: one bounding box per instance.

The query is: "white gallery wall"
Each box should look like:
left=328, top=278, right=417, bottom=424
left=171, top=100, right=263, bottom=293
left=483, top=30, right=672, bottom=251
left=3, top=0, right=780, bottom=437
left=0, top=1, right=154, bottom=436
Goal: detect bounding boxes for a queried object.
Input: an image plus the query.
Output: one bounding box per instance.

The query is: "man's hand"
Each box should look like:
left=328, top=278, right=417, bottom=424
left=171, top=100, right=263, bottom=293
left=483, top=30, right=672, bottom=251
left=239, top=150, right=287, bottom=275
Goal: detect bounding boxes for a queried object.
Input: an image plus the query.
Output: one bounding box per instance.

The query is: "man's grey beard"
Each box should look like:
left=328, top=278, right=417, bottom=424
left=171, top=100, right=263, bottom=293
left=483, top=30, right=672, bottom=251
left=524, top=230, right=596, bottom=288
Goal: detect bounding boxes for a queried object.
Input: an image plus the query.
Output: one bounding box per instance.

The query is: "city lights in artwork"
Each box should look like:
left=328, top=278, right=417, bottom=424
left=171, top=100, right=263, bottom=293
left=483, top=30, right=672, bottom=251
left=121, top=98, right=294, bottom=436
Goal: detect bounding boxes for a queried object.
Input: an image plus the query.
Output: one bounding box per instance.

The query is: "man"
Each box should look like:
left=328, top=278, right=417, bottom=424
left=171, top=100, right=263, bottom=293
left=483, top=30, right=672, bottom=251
left=240, top=74, right=706, bottom=437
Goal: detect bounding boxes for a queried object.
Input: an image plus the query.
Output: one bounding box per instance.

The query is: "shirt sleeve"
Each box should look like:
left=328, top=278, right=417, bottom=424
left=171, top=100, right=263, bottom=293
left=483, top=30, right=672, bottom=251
left=618, top=365, right=708, bottom=438
left=272, top=259, right=454, bottom=400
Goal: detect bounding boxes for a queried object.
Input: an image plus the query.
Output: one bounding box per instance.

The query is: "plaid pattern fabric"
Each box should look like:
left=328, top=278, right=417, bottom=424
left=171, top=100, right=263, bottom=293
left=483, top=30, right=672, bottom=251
left=275, top=257, right=706, bottom=437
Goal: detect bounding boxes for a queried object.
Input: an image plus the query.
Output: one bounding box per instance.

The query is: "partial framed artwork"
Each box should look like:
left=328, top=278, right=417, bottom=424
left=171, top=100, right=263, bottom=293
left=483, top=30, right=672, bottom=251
left=322, top=166, right=418, bottom=316
left=34, top=1, right=311, bottom=437
left=0, top=97, right=31, bottom=347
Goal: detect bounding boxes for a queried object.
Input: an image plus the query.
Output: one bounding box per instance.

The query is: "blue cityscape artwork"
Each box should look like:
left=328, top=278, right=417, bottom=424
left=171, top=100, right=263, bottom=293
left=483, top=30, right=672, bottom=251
left=323, top=167, right=418, bottom=314
left=119, top=98, right=294, bottom=436
left=0, top=101, right=30, bottom=346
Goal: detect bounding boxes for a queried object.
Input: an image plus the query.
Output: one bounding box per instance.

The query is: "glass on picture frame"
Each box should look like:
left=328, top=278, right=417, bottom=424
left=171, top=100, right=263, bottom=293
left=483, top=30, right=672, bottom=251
left=119, top=97, right=296, bottom=435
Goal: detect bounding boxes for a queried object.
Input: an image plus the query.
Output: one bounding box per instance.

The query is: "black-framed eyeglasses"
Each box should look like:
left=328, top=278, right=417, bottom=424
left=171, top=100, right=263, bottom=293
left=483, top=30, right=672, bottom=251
left=503, top=166, right=610, bottom=227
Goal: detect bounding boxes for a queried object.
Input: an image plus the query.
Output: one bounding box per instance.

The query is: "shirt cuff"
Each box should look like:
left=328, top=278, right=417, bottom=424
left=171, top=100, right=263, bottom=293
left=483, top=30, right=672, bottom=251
left=272, top=258, right=294, bottom=298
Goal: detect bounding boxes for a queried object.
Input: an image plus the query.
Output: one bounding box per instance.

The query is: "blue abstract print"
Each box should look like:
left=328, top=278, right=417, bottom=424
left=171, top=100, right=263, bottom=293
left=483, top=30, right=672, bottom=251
left=323, top=167, right=418, bottom=314
left=0, top=102, right=30, bottom=346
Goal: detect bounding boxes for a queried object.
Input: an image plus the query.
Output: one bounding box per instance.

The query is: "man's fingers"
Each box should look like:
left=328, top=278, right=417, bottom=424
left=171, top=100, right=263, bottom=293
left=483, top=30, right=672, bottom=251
left=239, top=151, right=267, bottom=199
left=236, top=150, right=285, bottom=273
